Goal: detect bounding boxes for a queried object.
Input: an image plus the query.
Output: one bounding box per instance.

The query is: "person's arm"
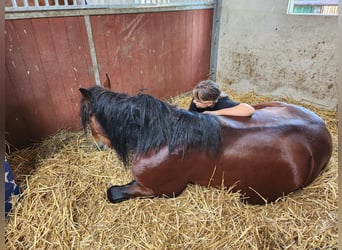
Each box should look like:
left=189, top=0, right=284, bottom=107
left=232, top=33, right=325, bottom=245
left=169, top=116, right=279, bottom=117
left=203, top=103, right=255, bottom=117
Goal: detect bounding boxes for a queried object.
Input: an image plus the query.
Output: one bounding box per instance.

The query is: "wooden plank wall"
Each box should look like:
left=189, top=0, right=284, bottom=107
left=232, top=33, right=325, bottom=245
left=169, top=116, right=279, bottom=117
left=5, top=16, right=95, bottom=149
left=5, top=9, right=213, bottom=149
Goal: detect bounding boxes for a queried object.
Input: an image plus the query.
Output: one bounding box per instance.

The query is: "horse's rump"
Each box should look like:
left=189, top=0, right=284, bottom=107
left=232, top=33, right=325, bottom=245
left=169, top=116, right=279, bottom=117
left=212, top=102, right=332, bottom=202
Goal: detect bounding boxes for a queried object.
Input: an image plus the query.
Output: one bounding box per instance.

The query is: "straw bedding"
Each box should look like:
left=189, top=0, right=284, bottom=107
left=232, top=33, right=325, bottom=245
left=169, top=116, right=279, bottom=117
left=5, top=89, right=338, bottom=249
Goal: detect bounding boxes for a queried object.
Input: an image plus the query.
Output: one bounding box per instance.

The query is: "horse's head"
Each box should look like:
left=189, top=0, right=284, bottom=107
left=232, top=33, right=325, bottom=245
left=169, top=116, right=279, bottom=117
left=79, top=73, right=113, bottom=149
left=79, top=87, right=111, bottom=150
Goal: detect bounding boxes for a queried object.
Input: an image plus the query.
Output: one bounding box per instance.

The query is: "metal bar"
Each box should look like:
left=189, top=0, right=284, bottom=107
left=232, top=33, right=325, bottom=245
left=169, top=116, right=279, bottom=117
left=209, top=0, right=221, bottom=81
left=84, top=15, right=101, bottom=86
left=11, top=0, right=18, bottom=7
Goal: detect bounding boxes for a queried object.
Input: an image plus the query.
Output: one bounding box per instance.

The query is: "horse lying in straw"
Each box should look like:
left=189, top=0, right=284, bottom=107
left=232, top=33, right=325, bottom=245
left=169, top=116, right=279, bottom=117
left=79, top=84, right=332, bottom=205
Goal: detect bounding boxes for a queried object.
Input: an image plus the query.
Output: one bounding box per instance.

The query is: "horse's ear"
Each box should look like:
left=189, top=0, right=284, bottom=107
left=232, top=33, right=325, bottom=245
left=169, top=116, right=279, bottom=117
left=102, top=73, right=112, bottom=90
left=79, top=88, right=92, bottom=109
left=79, top=88, right=93, bottom=129
left=79, top=88, right=91, bottom=100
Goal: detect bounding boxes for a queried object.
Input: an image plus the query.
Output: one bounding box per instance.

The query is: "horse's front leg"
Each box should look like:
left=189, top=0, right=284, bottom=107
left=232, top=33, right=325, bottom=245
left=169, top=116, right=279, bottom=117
left=107, top=180, right=155, bottom=203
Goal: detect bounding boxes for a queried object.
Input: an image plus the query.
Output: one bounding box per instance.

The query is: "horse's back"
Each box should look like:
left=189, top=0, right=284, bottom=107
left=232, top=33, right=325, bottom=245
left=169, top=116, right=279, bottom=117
left=218, top=101, right=332, bottom=161
left=218, top=101, right=327, bottom=129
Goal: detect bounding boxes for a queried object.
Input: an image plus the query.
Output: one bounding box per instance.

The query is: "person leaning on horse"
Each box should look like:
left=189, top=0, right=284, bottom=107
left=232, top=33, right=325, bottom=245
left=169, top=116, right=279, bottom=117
left=189, top=80, right=255, bottom=117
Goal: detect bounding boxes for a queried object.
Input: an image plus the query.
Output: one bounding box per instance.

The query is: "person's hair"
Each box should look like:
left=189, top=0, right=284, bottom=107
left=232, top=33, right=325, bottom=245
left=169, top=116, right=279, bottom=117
left=192, top=80, right=221, bottom=102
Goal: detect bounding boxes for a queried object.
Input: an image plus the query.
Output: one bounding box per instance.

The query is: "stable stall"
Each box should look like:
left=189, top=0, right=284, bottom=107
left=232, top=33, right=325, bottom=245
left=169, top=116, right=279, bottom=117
left=5, top=1, right=338, bottom=249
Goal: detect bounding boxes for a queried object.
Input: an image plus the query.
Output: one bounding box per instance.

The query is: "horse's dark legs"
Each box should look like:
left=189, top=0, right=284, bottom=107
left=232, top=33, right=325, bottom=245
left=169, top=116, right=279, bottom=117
left=107, top=180, right=154, bottom=203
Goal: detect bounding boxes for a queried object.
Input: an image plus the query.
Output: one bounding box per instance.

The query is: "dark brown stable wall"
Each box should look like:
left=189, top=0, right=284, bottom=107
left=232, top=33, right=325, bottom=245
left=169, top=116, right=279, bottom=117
left=5, top=9, right=213, bottom=148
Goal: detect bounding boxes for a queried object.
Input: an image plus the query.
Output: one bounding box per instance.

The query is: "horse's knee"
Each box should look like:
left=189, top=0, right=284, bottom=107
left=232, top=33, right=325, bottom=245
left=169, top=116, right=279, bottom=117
left=107, top=186, right=130, bottom=203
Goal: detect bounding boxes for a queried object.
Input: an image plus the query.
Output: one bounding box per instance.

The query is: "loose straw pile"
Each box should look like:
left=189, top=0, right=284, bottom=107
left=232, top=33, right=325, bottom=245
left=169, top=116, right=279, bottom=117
left=6, top=90, right=337, bottom=249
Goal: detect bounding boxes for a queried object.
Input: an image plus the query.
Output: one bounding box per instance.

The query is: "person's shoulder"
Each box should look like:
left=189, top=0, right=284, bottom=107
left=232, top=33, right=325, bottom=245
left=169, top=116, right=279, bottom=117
left=215, top=95, right=239, bottom=109
left=218, top=94, right=234, bottom=103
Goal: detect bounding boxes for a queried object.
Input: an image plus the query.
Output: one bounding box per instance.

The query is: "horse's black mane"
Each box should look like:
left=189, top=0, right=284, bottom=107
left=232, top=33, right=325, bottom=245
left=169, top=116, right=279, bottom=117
left=81, top=86, right=222, bottom=165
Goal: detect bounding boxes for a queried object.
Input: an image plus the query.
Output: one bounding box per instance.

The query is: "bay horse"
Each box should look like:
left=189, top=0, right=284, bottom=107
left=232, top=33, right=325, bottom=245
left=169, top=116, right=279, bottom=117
left=79, top=84, right=332, bottom=205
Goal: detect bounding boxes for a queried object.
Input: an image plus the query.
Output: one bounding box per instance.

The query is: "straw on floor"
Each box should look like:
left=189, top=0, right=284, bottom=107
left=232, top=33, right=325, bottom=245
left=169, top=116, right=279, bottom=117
left=5, top=89, right=338, bottom=249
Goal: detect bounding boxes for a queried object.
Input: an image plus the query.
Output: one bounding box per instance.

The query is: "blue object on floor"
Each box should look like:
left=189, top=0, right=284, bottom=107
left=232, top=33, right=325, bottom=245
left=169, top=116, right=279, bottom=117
left=5, top=159, right=20, bottom=217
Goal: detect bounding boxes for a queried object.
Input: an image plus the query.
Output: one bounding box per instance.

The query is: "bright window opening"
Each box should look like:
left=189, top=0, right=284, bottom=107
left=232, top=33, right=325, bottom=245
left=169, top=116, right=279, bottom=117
left=287, top=0, right=338, bottom=15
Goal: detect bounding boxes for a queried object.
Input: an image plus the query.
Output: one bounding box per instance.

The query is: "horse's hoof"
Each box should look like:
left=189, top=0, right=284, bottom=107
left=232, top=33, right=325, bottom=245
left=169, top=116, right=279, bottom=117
left=93, top=142, right=106, bottom=151
left=107, top=186, right=129, bottom=203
